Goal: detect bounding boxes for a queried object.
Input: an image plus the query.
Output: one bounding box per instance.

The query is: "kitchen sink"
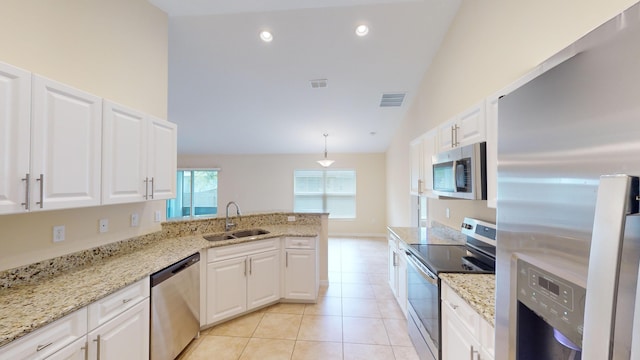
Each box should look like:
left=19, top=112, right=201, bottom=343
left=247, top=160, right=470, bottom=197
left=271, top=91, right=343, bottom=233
left=203, top=233, right=236, bottom=242
left=204, top=228, right=270, bottom=242
left=231, top=228, right=270, bottom=238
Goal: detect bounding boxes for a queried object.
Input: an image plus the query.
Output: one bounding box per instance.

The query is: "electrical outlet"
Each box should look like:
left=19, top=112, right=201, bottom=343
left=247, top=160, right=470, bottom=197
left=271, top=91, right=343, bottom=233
left=446, top=208, right=450, bottom=219
left=99, top=219, right=109, bottom=233
left=131, top=213, right=139, bottom=227
left=287, top=216, right=295, bottom=222
left=154, top=211, right=162, bottom=222
left=53, top=225, right=65, bottom=242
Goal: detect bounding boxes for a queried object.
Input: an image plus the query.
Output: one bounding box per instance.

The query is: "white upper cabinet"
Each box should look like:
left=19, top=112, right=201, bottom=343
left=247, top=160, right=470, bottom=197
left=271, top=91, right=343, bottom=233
left=31, top=75, right=102, bottom=211
left=102, top=101, right=147, bottom=204
left=147, top=117, right=177, bottom=200
left=102, top=102, right=177, bottom=204
left=409, top=129, right=437, bottom=196
left=437, top=101, right=486, bottom=152
left=0, top=62, right=31, bottom=214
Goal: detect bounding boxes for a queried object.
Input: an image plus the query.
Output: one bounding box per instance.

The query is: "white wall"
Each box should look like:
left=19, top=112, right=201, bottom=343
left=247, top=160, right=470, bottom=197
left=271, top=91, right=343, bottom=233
left=386, top=0, right=639, bottom=229
left=179, top=153, right=387, bottom=236
left=0, top=0, right=168, bottom=271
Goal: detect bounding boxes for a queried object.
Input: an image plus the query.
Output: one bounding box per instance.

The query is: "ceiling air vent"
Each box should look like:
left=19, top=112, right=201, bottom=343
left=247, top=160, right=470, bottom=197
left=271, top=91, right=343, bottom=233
left=310, top=79, right=328, bottom=88
left=380, top=92, right=406, bottom=107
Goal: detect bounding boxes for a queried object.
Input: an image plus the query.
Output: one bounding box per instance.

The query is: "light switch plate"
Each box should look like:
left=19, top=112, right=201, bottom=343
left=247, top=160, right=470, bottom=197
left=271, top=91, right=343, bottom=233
left=131, top=213, right=139, bottom=227
left=154, top=211, right=162, bottom=222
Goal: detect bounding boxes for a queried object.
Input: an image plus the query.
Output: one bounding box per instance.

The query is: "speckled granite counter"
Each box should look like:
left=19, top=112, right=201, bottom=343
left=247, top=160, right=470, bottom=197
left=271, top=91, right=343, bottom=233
left=387, top=225, right=465, bottom=245
left=0, top=214, right=323, bottom=348
left=439, top=273, right=495, bottom=326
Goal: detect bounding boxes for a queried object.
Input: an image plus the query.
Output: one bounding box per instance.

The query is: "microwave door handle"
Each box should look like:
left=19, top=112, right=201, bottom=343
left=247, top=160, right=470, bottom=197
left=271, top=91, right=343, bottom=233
left=451, top=160, right=458, bottom=192
left=583, top=174, right=639, bottom=360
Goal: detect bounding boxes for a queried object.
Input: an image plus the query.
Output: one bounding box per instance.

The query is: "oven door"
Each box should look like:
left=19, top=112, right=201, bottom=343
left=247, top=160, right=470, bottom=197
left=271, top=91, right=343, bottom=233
left=406, top=250, right=440, bottom=360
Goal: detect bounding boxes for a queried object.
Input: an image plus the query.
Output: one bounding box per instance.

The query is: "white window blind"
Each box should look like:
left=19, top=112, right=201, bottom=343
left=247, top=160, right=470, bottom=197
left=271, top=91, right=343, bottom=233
left=294, top=170, right=356, bottom=219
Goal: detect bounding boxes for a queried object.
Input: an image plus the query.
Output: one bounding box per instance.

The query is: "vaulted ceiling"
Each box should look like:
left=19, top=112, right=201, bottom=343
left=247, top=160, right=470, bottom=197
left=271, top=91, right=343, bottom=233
left=149, top=0, right=461, bottom=154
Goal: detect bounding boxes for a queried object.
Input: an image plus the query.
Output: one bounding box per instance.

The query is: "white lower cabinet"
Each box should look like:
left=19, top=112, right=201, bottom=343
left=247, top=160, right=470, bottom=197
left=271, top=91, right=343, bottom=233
left=283, top=237, right=318, bottom=301
left=87, top=299, right=150, bottom=360
left=0, top=278, right=150, bottom=360
left=388, top=232, right=408, bottom=316
left=206, top=239, right=281, bottom=324
left=441, top=283, right=494, bottom=360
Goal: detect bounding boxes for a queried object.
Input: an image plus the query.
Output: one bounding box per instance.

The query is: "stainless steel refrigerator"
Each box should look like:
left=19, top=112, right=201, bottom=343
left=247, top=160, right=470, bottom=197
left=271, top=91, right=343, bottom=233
left=496, top=2, right=640, bottom=359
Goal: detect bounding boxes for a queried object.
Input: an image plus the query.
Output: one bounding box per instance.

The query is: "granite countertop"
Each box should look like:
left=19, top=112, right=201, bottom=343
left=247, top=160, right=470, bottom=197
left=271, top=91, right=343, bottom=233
left=387, top=226, right=465, bottom=245
left=0, top=224, right=319, bottom=348
left=439, top=273, right=496, bottom=326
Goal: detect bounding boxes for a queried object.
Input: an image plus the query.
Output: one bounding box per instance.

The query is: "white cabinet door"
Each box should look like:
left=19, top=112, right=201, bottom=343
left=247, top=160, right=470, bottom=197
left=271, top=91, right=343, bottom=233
left=147, top=116, right=177, bottom=200
left=456, top=102, right=486, bottom=147
left=437, top=117, right=457, bottom=152
left=388, top=239, right=398, bottom=297
left=87, top=299, right=149, bottom=360
left=101, top=101, right=147, bottom=204
left=0, top=62, right=31, bottom=214
left=421, top=129, right=437, bottom=195
left=31, top=75, right=102, bottom=211
left=207, top=257, right=248, bottom=324
left=441, top=300, right=479, bottom=360
left=437, top=101, right=486, bottom=153
left=397, top=245, right=408, bottom=316
left=283, top=249, right=316, bottom=300
left=409, top=138, right=423, bottom=195
left=45, top=337, right=87, bottom=360
left=247, top=250, right=280, bottom=309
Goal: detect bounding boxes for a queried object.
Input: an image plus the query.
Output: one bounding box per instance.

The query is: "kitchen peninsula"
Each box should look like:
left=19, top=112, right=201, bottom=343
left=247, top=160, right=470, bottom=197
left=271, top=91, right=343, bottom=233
left=0, top=212, right=328, bottom=349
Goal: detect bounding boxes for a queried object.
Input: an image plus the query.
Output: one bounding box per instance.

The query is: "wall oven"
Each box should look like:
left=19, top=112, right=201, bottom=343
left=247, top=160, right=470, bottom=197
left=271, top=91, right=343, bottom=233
left=405, top=218, right=496, bottom=360
left=432, top=142, right=486, bottom=200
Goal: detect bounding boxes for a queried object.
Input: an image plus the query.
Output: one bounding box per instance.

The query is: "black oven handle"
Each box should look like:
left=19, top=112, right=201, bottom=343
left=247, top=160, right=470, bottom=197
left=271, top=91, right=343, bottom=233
left=405, top=251, right=438, bottom=285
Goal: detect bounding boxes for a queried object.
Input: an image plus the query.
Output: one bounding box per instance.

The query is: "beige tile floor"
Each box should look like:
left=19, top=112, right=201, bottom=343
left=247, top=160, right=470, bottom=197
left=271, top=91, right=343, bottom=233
left=179, top=237, right=419, bottom=360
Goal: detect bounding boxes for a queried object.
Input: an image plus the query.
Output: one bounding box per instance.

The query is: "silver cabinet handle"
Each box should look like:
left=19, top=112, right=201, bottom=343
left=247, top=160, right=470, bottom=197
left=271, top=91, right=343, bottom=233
left=122, top=298, right=132, bottom=304
left=470, top=345, right=480, bottom=360
left=150, top=177, right=155, bottom=199
left=451, top=125, right=455, bottom=148
left=81, top=341, right=88, bottom=360
left=244, top=259, right=247, bottom=277
left=21, top=173, right=30, bottom=210
left=93, top=335, right=101, bottom=360
left=144, top=177, right=149, bottom=199
left=36, top=342, right=53, bottom=352
left=249, top=258, right=252, bottom=275
left=453, top=125, right=460, bottom=147
left=36, top=174, right=44, bottom=208
left=392, top=251, right=398, bottom=267
left=286, top=251, right=289, bottom=267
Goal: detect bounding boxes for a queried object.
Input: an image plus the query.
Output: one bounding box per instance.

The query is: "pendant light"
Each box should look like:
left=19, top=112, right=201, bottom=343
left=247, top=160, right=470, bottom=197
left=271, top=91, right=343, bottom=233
left=317, top=133, right=335, bottom=167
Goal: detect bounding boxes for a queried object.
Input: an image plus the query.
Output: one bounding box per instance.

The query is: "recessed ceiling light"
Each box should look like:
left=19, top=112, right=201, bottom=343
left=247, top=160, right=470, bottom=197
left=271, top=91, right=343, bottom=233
left=259, top=31, right=273, bottom=42
left=355, top=25, right=369, bottom=37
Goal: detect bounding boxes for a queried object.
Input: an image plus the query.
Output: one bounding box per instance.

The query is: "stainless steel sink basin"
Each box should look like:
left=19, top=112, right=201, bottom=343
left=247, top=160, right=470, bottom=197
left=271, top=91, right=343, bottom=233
left=231, top=228, right=270, bottom=238
left=204, top=228, right=270, bottom=242
left=203, top=233, right=236, bottom=242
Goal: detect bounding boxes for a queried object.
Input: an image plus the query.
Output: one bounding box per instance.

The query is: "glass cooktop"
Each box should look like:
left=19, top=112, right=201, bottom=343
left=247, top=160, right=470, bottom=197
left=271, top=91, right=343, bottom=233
left=407, top=244, right=495, bottom=274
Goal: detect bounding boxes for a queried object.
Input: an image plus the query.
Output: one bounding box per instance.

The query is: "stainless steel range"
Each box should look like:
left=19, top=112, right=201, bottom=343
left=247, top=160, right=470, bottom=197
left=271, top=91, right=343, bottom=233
left=405, top=217, right=496, bottom=360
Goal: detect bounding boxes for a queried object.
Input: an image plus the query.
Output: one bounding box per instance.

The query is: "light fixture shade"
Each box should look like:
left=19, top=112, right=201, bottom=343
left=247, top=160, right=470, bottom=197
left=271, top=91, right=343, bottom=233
left=317, top=159, right=335, bottom=167
left=317, top=133, right=334, bottom=167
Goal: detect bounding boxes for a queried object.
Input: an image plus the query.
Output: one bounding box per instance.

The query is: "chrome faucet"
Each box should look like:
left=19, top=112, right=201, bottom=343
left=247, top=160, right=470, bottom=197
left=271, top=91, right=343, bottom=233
left=225, top=201, right=241, bottom=231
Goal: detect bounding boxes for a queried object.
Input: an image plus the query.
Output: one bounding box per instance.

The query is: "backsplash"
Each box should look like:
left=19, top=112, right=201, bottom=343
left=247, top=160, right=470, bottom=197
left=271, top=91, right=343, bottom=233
left=430, top=220, right=467, bottom=243
left=0, top=212, right=323, bottom=289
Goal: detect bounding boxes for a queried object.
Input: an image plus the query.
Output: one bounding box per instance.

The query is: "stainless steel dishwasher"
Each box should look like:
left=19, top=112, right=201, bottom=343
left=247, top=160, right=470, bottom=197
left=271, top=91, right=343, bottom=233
left=150, top=252, right=200, bottom=360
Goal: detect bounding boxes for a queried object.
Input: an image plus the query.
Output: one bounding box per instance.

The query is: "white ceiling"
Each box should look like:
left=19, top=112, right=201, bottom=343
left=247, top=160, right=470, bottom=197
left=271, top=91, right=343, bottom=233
left=151, top=0, right=461, bottom=155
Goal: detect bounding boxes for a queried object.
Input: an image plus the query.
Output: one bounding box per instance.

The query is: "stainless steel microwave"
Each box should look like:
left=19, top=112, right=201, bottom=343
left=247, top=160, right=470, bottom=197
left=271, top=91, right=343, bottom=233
left=432, top=141, right=487, bottom=200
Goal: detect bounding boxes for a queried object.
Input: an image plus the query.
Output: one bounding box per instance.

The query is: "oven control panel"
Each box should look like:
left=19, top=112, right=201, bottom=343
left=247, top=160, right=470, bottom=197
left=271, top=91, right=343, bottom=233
left=516, top=259, right=586, bottom=349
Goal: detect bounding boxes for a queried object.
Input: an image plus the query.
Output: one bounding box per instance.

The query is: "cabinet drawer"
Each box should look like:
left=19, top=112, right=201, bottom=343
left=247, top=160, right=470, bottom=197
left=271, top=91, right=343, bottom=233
left=207, top=238, right=280, bottom=262
left=284, top=237, right=316, bottom=249
left=88, top=278, right=149, bottom=330
left=441, top=283, right=480, bottom=339
left=0, top=307, right=87, bottom=360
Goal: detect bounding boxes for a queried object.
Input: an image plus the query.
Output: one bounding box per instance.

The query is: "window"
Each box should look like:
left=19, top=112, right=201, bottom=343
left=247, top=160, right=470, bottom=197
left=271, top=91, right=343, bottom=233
left=294, top=170, right=356, bottom=219
left=166, top=169, right=218, bottom=219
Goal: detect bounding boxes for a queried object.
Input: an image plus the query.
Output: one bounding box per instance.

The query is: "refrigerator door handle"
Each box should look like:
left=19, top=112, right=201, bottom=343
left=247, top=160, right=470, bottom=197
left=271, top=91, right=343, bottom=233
left=583, top=174, right=639, bottom=360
